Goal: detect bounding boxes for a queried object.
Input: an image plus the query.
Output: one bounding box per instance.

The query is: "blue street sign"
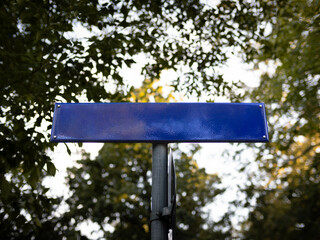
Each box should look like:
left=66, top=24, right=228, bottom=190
left=50, top=103, right=268, bottom=143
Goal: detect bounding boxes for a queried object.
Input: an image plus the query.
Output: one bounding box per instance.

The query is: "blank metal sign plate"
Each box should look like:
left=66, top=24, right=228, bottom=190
left=50, top=103, right=268, bottom=143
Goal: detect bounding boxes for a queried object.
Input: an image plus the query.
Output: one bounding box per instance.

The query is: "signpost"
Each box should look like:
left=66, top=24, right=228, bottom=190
left=167, top=150, right=176, bottom=239
left=50, top=102, right=268, bottom=240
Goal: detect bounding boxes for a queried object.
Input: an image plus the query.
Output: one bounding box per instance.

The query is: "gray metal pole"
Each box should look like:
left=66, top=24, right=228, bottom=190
left=151, top=143, right=168, bottom=240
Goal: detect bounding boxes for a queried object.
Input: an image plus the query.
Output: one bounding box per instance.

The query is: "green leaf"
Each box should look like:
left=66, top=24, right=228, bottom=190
left=29, top=168, right=40, bottom=189
left=47, top=162, right=56, bottom=176
left=0, top=177, right=10, bottom=199
left=64, top=143, right=71, bottom=155
left=34, top=217, right=42, bottom=227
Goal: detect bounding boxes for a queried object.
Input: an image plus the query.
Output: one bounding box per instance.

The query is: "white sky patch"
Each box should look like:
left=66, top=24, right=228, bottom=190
left=77, top=219, right=110, bottom=239
left=122, top=53, right=147, bottom=88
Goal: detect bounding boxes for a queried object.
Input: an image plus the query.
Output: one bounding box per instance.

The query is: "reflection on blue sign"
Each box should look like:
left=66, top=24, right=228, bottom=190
left=50, top=103, right=268, bottom=143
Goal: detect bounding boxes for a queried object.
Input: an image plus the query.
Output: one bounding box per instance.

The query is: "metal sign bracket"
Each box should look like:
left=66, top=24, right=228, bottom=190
left=150, top=204, right=174, bottom=222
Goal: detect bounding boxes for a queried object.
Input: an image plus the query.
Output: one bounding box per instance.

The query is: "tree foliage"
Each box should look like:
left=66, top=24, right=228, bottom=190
left=65, top=143, right=231, bottom=239
left=235, top=1, right=320, bottom=239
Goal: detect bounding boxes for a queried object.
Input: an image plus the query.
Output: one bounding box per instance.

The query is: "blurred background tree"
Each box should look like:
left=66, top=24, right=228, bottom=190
left=65, top=143, right=231, bottom=239
left=234, top=0, right=320, bottom=239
